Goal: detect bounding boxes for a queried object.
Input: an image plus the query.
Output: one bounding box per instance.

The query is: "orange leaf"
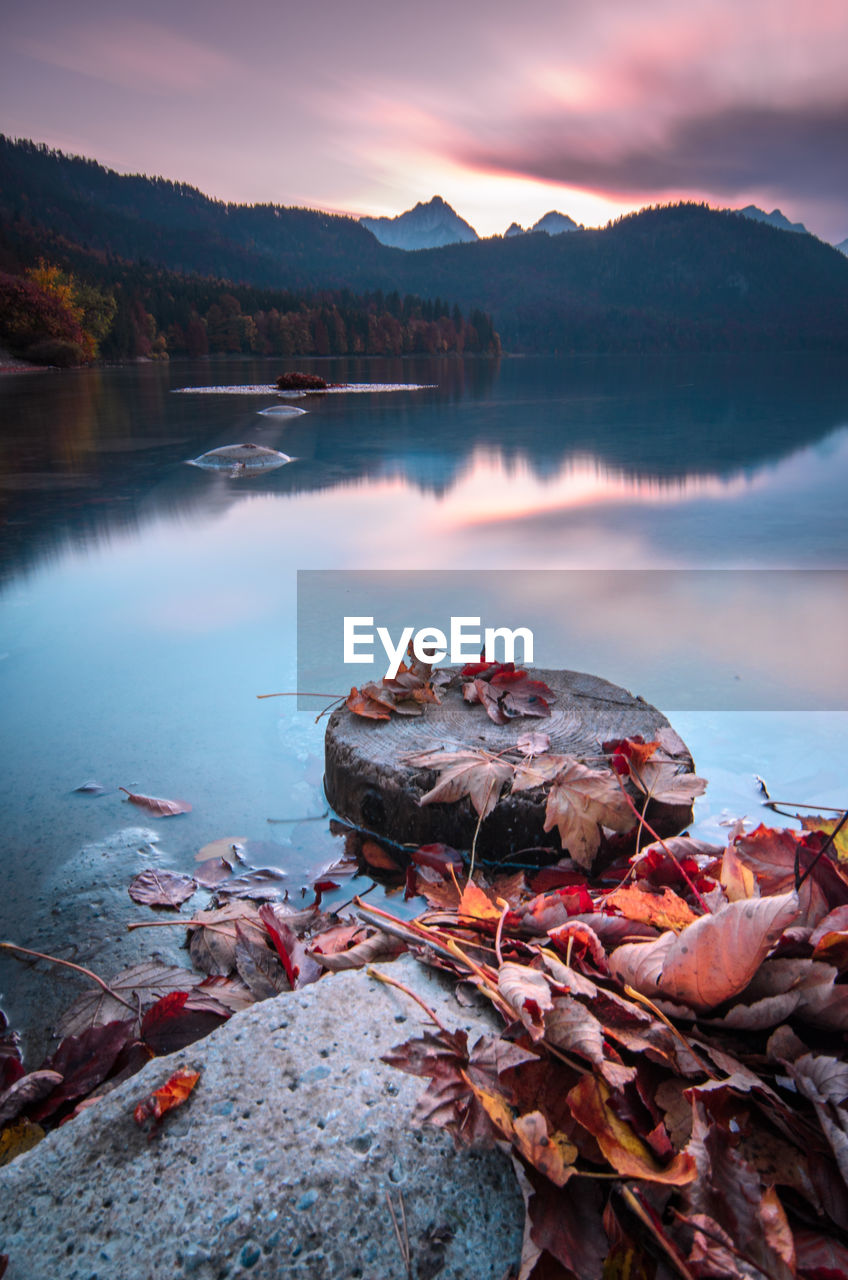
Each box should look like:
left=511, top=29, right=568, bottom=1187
left=567, top=1074, right=696, bottom=1184
left=512, top=1110, right=578, bottom=1186
left=606, top=884, right=698, bottom=932
left=458, top=880, right=502, bottom=922
left=346, top=685, right=394, bottom=720
left=134, top=1068, right=200, bottom=1128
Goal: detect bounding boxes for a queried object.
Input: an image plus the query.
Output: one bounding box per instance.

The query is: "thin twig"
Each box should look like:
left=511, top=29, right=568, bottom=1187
left=256, top=691, right=345, bottom=699
left=367, top=965, right=453, bottom=1037
left=613, top=773, right=711, bottom=914
left=619, top=1186, right=696, bottom=1280
left=494, top=899, right=510, bottom=966
left=0, top=941, right=137, bottom=1013
left=468, top=782, right=494, bottom=881
left=385, top=1190, right=413, bottom=1280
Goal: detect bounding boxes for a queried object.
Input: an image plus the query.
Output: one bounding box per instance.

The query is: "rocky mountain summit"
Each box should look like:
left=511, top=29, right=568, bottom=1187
left=360, top=195, right=478, bottom=250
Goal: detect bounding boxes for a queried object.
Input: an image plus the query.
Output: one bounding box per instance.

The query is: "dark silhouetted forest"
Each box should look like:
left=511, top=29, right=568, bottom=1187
left=2, top=135, right=848, bottom=356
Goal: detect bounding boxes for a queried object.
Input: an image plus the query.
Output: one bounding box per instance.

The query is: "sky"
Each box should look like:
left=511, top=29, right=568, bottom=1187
left=2, top=0, right=847, bottom=242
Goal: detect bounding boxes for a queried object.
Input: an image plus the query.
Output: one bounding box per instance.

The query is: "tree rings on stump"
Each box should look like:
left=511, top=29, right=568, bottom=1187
left=323, top=668, right=698, bottom=862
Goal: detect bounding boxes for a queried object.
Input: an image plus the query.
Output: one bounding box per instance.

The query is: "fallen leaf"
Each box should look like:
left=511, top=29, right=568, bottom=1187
left=0, top=1117, right=45, bottom=1166
left=31, top=1020, right=134, bottom=1121
left=188, top=901, right=267, bottom=975
left=307, top=928, right=403, bottom=971
left=195, top=976, right=255, bottom=1012
left=73, top=780, right=107, bottom=795
left=566, top=1074, right=696, bottom=1184
left=195, top=837, right=246, bottom=863
left=605, top=884, right=698, bottom=932
left=543, top=758, right=634, bottom=869
left=498, top=963, right=553, bottom=1039
left=0, top=1029, right=22, bottom=1093
left=720, top=842, right=758, bottom=902
left=410, top=750, right=514, bottom=820
left=513, top=1110, right=578, bottom=1186
left=628, top=760, right=707, bottom=807
left=215, top=867, right=288, bottom=901
left=411, top=843, right=465, bottom=873
left=140, top=992, right=227, bottom=1054
left=258, top=904, right=322, bottom=989
left=459, top=880, right=502, bottom=922
left=346, top=683, right=395, bottom=720
left=800, top=814, right=848, bottom=862
left=193, top=857, right=234, bottom=889
left=128, top=869, right=197, bottom=909
left=512, top=755, right=569, bottom=793
left=734, top=823, right=848, bottom=928
left=516, top=731, right=551, bottom=757
left=133, top=1067, right=200, bottom=1131
left=794, top=1228, right=848, bottom=1277
left=56, top=962, right=203, bottom=1038
left=611, top=893, right=799, bottom=1012
left=234, top=924, right=288, bottom=999
left=118, top=788, right=191, bottom=817
left=0, top=1070, right=63, bottom=1126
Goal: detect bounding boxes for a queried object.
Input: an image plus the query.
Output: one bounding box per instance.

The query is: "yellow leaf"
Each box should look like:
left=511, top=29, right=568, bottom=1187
left=567, top=1075, right=696, bottom=1185
left=801, top=816, right=848, bottom=863
left=0, top=1118, right=45, bottom=1166
left=513, top=1110, right=578, bottom=1186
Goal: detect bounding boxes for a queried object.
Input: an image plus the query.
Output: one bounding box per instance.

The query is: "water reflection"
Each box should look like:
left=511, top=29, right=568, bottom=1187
left=2, top=351, right=848, bottom=584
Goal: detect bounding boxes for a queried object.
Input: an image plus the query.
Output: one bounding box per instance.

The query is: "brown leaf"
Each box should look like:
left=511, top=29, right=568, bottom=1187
left=516, top=731, right=551, bottom=757
left=734, top=823, right=848, bottom=928
left=498, top=963, right=553, bottom=1039
left=128, top=869, right=197, bottom=909
left=629, top=760, right=707, bottom=807
left=512, top=755, right=569, bottom=793
left=346, top=683, right=395, bottom=720
left=513, top=1110, right=578, bottom=1187
left=188, top=902, right=267, bottom=975
left=543, top=758, right=634, bottom=869
left=215, top=867, right=287, bottom=901
left=306, top=928, right=403, bottom=971
left=0, top=1070, right=63, bottom=1126
left=195, top=837, right=246, bottom=863
left=611, top=892, right=800, bottom=1012
left=566, top=1074, right=696, bottom=1184
left=118, top=788, right=191, bottom=817
left=411, top=750, right=514, bottom=820
left=56, top=962, right=203, bottom=1038
left=193, top=857, right=234, bottom=889
left=234, top=924, right=288, bottom=1000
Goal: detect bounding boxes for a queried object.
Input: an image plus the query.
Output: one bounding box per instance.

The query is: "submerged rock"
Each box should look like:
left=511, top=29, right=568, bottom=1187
left=257, top=404, right=307, bottom=418
left=187, top=443, right=294, bottom=474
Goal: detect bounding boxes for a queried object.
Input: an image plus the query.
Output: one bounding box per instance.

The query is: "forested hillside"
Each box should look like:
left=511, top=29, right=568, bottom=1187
left=2, top=135, right=848, bottom=357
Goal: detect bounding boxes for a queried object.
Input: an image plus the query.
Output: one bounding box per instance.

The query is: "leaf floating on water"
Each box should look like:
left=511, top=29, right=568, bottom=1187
left=133, top=1067, right=200, bottom=1133
left=128, top=869, right=197, bottom=909
left=119, top=788, right=191, bottom=817
left=215, top=867, right=288, bottom=902
left=193, top=857, right=233, bottom=889
left=72, top=780, right=107, bottom=796
left=195, top=837, right=246, bottom=864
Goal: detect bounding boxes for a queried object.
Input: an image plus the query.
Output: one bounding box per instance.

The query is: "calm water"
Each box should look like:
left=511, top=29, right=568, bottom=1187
left=1, top=352, right=847, bottom=1043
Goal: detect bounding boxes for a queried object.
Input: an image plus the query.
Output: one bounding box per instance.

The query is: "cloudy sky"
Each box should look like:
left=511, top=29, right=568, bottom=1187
left=2, top=0, right=846, bottom=241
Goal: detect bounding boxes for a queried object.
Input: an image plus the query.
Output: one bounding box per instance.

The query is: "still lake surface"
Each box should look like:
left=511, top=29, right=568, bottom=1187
left=1, top=352, right=847, bottom=1042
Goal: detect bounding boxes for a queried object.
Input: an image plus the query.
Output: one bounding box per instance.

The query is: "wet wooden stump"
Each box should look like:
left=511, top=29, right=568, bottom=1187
left=324, top=668, right=698, bottom=862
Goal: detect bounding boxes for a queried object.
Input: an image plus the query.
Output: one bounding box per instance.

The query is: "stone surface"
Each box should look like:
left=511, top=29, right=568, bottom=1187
left=0, top=955, right=524, bottom=1279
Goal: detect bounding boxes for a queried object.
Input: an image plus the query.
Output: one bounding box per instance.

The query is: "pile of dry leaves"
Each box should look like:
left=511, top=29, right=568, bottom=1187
left=2, top=728, right=848, bottom=1279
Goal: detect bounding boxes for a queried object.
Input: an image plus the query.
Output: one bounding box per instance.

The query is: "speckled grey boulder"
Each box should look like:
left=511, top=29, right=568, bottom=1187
left=0, top=955, right=523, bottom=1279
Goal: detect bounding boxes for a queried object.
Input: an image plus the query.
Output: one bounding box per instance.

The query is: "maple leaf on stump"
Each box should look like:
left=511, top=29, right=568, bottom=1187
left=542, top=758, right=634, bottom=869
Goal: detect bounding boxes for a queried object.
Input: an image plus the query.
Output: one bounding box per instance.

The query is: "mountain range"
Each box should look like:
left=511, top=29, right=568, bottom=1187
left=2, top=136, right=848, bottom=354
left=362, top=197, right=583, bottom=249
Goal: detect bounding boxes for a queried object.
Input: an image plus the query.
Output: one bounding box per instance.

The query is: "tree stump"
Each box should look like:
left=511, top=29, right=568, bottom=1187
left=324, top=669, right=698, bottom=862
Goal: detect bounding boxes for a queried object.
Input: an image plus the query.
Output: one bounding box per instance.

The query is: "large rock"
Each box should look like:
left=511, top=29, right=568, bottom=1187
left=0, top=956, right=523, bottom=1279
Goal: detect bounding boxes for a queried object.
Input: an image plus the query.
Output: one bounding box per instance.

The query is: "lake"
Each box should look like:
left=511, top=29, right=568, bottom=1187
left=1, top=351, right=847, bottom=1046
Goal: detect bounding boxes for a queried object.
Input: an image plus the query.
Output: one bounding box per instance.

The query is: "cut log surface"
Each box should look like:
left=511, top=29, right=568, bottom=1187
left=324, top=668, right=697, bottom=861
